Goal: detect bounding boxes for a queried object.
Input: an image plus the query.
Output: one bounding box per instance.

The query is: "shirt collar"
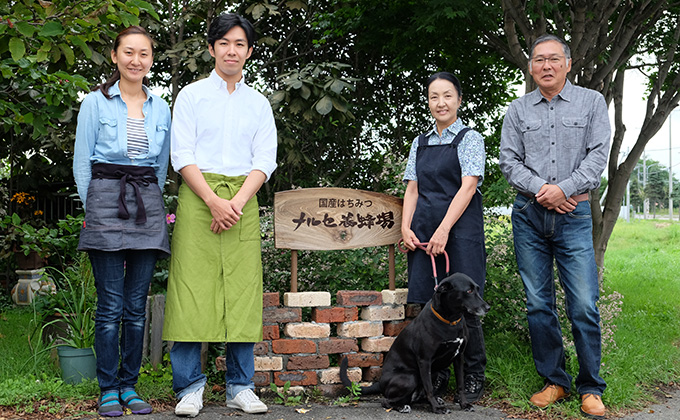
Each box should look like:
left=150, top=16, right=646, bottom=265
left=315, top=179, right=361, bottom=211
left=427, top=118, right=464, bottom=137
left=208, top=69, right=246, bottom=92
left=109, top=80, right=152, bottom=102
left=530, top=79, right=573, bottom=104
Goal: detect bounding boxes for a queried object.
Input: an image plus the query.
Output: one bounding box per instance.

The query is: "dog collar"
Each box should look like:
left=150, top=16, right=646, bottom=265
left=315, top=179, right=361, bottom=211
left=431, top=306, right=462, bottom=326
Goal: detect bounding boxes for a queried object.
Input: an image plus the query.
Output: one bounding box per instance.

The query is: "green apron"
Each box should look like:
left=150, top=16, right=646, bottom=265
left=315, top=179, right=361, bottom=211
left=162, top=173, right=263, bottom=343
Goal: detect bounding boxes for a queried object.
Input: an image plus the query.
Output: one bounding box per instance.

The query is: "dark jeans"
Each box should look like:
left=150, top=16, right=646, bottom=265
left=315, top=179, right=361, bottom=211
left=511, top=194, right=606, bottom=395
left=89, top=249, right=157, bottom=393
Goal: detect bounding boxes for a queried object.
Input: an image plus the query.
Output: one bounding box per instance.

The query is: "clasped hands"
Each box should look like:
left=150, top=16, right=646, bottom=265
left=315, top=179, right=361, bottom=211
left=207, top=196, right=244, bottom=234
left=536, top=184, right=577, bottom=214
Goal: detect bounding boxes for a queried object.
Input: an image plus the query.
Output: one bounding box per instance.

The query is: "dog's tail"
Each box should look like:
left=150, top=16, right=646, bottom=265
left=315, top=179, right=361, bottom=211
left=339, top=356, right=381, bottom=395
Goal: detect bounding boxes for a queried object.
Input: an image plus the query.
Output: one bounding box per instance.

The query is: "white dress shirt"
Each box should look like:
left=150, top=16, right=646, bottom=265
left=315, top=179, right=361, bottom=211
left=171, top=70, right=278, bottom=180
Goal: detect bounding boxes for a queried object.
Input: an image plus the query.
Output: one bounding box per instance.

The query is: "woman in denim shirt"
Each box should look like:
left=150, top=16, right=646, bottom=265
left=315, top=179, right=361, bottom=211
left=73, top=26, right=170, bottom=417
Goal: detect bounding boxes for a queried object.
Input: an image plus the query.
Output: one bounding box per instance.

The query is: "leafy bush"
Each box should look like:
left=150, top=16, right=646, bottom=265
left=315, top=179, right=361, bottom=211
left=482, top=215, right=529, bottom=339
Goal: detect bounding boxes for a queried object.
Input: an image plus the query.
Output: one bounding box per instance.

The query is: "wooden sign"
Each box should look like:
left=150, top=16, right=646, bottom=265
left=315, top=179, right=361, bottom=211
left=274, top=188, right=403, bottom=250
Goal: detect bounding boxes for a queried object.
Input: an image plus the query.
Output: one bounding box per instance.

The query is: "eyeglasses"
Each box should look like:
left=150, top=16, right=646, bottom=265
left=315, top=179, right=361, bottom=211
left=531, top=55, right=565, bottom=65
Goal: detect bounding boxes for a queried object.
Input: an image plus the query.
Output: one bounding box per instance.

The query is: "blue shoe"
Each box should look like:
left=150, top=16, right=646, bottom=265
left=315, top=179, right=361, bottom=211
left=99, top=391, right=123, bottom=417
left=121, top=390, right=153, bottom=415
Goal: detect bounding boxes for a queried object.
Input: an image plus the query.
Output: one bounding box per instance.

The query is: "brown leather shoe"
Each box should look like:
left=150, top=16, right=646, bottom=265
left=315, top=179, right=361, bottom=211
left=529, top=384, right=569, bottom=408
left=581, top=393, right=605, bottom=419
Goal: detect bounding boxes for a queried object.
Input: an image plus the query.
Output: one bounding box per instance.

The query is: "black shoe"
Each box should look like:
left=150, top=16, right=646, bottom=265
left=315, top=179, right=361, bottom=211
left=463, top=375, right=485, bottom=403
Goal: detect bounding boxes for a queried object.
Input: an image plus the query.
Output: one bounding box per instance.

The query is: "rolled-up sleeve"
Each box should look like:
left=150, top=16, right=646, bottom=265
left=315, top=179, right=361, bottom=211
left=250, top=99, right=278, bottom=181
left=170, top=89, right=198, bottom=172
left=73, top=93, right=98, bottom=208
left=156, top=103, right=172, bottom=189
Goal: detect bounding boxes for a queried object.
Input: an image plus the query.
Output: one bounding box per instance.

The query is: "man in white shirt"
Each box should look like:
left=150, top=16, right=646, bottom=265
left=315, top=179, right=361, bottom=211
left=162, top=13, right=277, bottom=417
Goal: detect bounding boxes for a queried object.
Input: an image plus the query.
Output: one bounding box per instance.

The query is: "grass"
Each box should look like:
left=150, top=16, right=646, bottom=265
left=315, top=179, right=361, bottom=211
left=485, top=219, right=680, bottom=418
left=1, top=219, right=679, bottom=418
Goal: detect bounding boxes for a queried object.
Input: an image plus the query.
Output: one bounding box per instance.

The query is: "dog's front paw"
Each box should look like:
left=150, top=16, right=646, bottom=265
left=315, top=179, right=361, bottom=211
left=398, top=405, right=412, bottom=413
left=460, top=402, right=474, bottom=412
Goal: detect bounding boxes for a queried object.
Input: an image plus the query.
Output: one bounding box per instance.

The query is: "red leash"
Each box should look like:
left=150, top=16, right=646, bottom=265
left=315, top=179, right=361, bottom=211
left=398, top=239, right=449, bottom=290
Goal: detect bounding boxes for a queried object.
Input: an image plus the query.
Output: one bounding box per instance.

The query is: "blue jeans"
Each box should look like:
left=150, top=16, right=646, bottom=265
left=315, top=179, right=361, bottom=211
left=171, top=341, right=255, bottom=399
left=511, top=194, right=606, bottom=396
left=89, top=250, right=157, bottom=393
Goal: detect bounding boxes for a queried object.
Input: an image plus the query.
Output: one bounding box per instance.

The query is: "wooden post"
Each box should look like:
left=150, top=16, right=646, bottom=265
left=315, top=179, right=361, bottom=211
left=291, top=249, right=298, bottom=293
left=388, top=244, right=395, bottom=290
left=150, top=294, right=165, bottom=368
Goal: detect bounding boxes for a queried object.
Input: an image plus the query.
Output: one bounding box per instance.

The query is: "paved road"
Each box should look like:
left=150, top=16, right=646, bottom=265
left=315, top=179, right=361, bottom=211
left=77, top=388, right=679, bottom=420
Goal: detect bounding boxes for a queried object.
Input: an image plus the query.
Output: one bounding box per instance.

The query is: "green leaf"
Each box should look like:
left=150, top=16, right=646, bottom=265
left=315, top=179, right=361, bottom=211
left=332, top=97, right=348, bottom=113
left=38, top=21, right=64, bottom=37
left=300, top=85, right=311, bottom=100
left=91, top=51, right=106, bottom=66
left=269, top=90, right=286, bottom=105
left=9, top=38, right=26, bottom=61
left=315, top=95, right=333, bottom=115
left=68, top=36, right=92, bottom=59
left=59, top=43, right=75, bottom=66
left=127, top=0, right=160, bottom=20
left=15, top=21, right=35, bottom=37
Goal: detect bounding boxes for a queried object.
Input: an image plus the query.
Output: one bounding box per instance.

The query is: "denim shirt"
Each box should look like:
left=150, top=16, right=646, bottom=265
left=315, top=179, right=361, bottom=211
left=73, top=81, right=171, bottom=208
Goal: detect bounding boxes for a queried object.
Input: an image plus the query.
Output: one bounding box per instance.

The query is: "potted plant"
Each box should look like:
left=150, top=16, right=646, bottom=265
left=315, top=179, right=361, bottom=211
left=37, top=253, right=97, bottom=384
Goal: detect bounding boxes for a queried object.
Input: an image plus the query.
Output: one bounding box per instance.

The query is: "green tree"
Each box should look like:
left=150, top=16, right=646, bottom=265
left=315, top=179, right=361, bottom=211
left=470, top=0, right=680, bottom=273
left=0, top=0, right=158, bottom=211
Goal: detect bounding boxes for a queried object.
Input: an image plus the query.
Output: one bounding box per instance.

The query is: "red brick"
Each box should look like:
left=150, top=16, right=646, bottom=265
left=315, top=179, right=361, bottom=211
left=318, top=338, right=358, bottom=354
left=362, top=366, right=382, bottom=382
left=383, top=319, right=411, bottom=337
left=253, top=371, right=271, bottom=387
left=254, top=341, right=269, bottom=355
left=271, top=339, right=316, bottom=354
left=312, top=306, right=359, bottom=323
left=263, top=292, right=280, bottom=308
left=287, top=355, right=330, bottom=370
left=263, top=307, right=302, bottom=323
left=405, top=303, right=423, bottom=318
left=337, top=290, right=383, bottom=306
left=263, top=324, right=280, bottom=340
left=273, top=371, right=317, bottom=386
left=343, top=352, right=383, bottom=367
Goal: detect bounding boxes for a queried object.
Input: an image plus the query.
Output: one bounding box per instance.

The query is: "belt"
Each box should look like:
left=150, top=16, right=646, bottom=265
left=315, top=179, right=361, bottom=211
left=520, top=191, right=589, bottom=202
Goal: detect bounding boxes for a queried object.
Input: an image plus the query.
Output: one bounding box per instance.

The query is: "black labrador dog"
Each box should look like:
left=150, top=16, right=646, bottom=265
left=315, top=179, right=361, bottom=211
left=340, top=272, right=490, bottom=414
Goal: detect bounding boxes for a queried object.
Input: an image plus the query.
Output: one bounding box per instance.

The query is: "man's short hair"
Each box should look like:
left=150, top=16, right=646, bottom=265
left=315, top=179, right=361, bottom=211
left=207, top=13, right=256, bottom=48
left=529, top=34, right=571, bottom=61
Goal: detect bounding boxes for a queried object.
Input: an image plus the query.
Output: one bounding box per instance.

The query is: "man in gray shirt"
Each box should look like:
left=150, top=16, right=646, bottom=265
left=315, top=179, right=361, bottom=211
left=499, top=34, right=609, bottom=420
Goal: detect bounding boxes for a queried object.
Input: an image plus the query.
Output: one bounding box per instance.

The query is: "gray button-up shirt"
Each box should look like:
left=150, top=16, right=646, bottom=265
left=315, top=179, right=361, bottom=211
left=499, top=80, right=610, bottom=198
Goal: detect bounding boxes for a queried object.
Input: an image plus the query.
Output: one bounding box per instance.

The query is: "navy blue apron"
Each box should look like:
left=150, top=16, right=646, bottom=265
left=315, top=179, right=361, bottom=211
left=407, top=127, right=486, bottom=304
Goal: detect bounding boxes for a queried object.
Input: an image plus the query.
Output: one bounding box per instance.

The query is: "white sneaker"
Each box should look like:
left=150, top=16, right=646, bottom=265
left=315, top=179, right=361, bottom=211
left=226, top=388, right=268, bottom=414
left=175, top=386, right=204, bottom=417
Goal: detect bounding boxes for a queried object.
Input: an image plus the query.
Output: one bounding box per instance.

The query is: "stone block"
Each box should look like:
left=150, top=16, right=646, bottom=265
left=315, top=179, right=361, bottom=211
left=283, top=291, right=331, bottom=307
left=284, top=322, right=330, bottom=338
left=360, top=305, right=405, bottom=321
left=336, top=321, right=383, bottom=338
